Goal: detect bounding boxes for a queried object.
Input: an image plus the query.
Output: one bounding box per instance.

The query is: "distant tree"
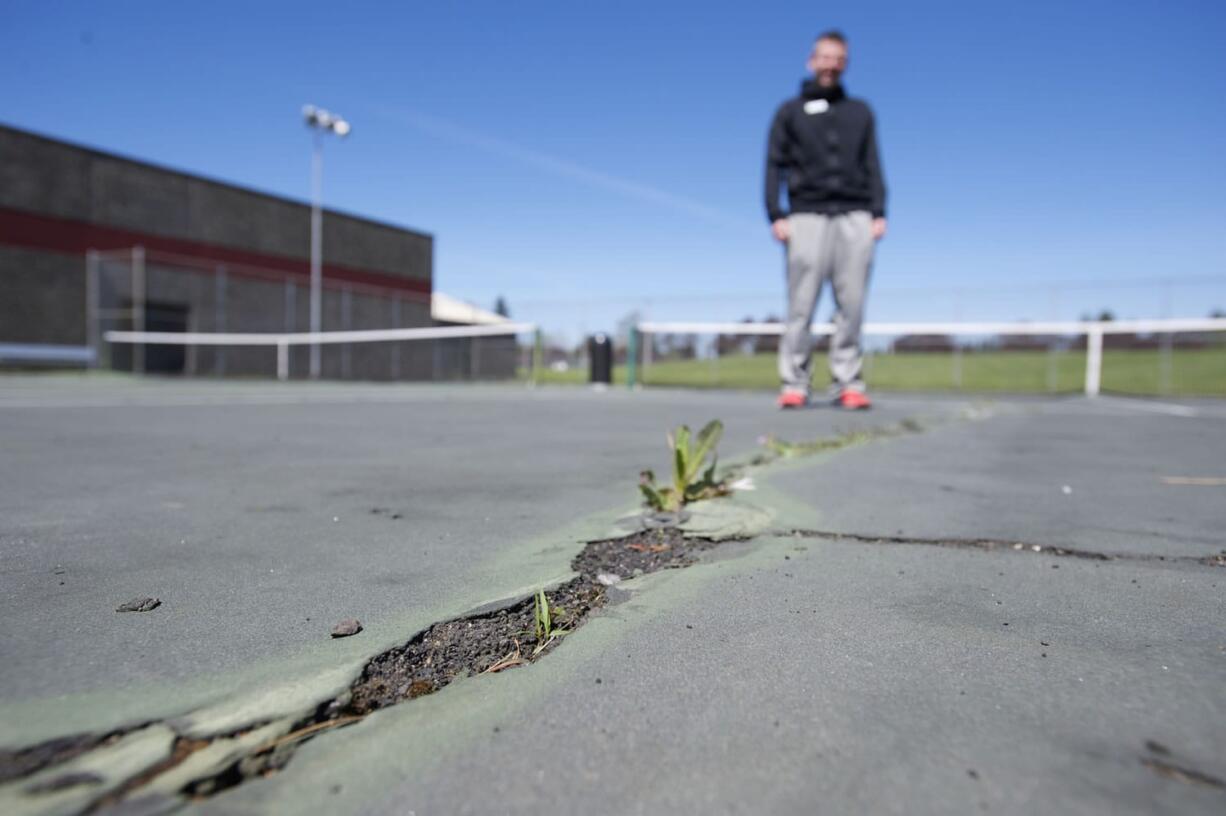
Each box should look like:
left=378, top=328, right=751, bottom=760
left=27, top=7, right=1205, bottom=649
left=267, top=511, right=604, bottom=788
left=673, top=335, right=698, bottom=359
left=1210, top=308, right=1225, bottom=319
left=1097, top=309, right=1115, bottom=322
left=493, top=296, right=510, bottom=318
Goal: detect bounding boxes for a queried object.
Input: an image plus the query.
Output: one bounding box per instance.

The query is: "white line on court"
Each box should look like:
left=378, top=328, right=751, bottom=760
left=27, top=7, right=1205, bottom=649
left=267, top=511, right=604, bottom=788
left=1094, top=396, right=1201, bottom=418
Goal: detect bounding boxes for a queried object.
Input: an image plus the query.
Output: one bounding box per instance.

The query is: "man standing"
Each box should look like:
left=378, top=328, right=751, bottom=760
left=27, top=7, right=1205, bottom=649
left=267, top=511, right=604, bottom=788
left=764, top=30, right=887, bottom=410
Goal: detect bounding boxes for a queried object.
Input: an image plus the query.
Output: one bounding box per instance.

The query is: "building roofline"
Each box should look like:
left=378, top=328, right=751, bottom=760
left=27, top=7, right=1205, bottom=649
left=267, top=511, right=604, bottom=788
left=0, top=121, right=432, bottom=242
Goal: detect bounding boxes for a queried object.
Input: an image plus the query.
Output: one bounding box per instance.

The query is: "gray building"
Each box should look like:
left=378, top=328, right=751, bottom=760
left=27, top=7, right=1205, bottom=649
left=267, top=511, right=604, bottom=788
left=0, top=123, right=446, bottom=379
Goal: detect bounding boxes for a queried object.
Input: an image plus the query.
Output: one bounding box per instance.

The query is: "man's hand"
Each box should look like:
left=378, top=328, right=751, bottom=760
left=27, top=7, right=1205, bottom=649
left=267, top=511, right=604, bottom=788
left=871, top=217, right=888, bottom=241
left=771, top=218, right=791, bottom=242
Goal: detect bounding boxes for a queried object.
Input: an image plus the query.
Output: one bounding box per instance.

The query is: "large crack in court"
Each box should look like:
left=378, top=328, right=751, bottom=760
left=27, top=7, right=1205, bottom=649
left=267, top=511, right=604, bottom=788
left=5, top=407, right=1222, bottom=813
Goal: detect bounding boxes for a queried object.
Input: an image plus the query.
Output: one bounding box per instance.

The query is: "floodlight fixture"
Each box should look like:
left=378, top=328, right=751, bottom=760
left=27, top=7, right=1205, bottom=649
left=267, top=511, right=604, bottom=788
left=302, top=103, right=353, bottom=378
left=303, top=104, right=351, bottom=138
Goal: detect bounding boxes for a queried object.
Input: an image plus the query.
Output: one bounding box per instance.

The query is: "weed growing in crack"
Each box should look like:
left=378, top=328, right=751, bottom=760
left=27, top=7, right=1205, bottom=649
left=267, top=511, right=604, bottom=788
left=639, top=419, right=731, bottom=512
left=533, top=590, right=569, bottom=655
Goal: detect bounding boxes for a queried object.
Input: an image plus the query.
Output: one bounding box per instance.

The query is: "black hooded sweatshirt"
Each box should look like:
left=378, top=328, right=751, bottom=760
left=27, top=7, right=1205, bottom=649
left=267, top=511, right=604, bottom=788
left=764, top=80, right=886, bottom=223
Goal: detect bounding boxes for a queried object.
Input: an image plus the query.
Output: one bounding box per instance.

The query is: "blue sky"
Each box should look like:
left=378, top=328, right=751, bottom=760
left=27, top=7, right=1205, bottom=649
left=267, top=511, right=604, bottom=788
left=3, top=0, right=1225, bottom=341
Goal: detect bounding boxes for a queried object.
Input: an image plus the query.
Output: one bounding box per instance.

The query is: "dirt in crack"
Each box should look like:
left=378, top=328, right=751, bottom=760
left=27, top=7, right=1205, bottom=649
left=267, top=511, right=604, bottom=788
left=348, top=527, right=707, bottom=714
left=189, top=526, right=721, bottom=798
left=346, top=577, right=605, bottom=713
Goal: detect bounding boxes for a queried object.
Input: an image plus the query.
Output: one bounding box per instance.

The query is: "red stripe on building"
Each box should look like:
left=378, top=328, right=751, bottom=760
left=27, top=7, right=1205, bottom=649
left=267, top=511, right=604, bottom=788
left=0, top=206, right=431, bottom=301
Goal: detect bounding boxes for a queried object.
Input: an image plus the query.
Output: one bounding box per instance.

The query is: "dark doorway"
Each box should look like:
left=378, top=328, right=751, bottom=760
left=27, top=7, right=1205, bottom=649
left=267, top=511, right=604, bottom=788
left=113, top=301, right=190, bottom=374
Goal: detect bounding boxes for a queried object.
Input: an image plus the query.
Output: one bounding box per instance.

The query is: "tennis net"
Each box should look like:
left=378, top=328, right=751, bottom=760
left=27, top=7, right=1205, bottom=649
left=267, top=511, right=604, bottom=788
left=104, top=322, right=541, bottom=383
left=630, top=317, right=1226, bottom=397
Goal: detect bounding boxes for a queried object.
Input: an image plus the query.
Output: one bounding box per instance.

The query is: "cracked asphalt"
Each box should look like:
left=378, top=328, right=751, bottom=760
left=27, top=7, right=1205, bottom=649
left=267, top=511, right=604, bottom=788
left=1, top=377, right=1223, bottom=814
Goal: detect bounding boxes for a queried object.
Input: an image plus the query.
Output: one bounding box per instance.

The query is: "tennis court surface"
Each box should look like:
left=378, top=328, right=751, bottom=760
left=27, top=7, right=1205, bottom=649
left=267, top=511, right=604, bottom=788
left=1, top=376, right=1223, bottom=814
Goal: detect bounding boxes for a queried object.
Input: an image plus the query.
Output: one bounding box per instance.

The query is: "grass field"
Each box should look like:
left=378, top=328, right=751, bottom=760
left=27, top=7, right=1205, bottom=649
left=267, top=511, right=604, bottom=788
left=527, top=348, right=1226, bottom=396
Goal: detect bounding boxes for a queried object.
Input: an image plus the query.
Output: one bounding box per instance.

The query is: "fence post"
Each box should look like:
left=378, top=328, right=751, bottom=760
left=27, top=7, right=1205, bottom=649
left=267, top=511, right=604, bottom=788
left=627, top=327, right=639, bottom=389
left=132, top=246, right=146, bottom=375
left=390, top=298, right=401, bottom=380
left=531, top=327, right=543, bottom=387
left=1084, top=325, right=1103, bottom=396
left=86, top=250, right=100, bottom=369
left=276, top=340, right=289, bottom=382
left=341, top=287, right=352, bottom=380
left=214, top=265, right=227, bottom=376
left=641, top=329, right=653, bottom=386
left=1046, top=339, right=1058, bottom=393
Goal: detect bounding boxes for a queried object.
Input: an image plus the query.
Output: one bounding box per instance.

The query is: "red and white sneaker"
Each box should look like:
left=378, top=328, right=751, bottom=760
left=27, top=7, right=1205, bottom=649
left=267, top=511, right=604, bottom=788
left=776, top=389, right=808, bottom=409
left=835, top=388, right=872, bottom=411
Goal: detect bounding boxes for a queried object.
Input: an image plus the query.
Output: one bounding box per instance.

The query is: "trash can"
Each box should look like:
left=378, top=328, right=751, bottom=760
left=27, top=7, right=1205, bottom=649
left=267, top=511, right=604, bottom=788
left=588, top=333, right=612, bottom=385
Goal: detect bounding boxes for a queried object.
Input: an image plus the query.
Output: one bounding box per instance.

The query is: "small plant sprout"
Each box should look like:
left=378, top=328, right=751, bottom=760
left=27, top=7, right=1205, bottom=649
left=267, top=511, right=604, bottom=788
left=639, top=419, right=731, bottom=512
left=533, top=590, right=569, bottom=656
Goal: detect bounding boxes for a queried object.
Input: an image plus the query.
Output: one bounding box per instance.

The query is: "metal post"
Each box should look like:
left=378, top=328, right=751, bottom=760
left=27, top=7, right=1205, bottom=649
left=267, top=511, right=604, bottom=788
left=627, top=327, right=639, bottom=389
left=309, top=132, right=323, bottom=379
left=642, top=329, right=653, bottom=386
left=952, top=290, right=963, bottom=390
left=86, top=250, right=100, bottom=369
left=284, top=279, right=296, bottom=379
left=531, top=327, right=543, bottom=387
left=1046, top=339, right=1058, bottom=393
left=214, top=265, right=227, bottom=377
left=1085, top=325, right=1103, bottom=397
left=185, top=311, right=198, bottom=376
left=390, top=298, right=401, bottom=380
left=1047, top=288, right=1060, bottom=392
left=1159, top=278, right=1173, bottom=395
left=340, top=286, right=352, bottom=380
left=132, top=245, right=145, bottom=375
left=276, top=340, right=289, bottom=382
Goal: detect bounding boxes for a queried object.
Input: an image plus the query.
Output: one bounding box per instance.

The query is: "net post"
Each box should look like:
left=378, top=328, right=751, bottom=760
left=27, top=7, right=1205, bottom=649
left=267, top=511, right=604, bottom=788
left=627, top=327, right=639, bottom=389
left=276, top=339, right=289, bottom=382
left=132, top=245, right=146, bottom=375
left=1084, top=325, right=1103, bottom=396
left=214, top=264, right=228, bottom=376
left=532, top=327, right=543, bottom=387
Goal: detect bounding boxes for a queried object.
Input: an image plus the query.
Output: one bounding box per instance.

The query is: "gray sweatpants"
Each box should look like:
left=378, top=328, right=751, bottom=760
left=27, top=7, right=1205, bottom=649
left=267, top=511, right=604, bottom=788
left=778, top=211, right=875, bottom=394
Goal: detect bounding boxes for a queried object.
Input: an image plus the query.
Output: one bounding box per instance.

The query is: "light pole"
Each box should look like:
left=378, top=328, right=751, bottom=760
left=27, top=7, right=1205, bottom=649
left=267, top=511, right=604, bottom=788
left=302, top=104, right=351, bottom=379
